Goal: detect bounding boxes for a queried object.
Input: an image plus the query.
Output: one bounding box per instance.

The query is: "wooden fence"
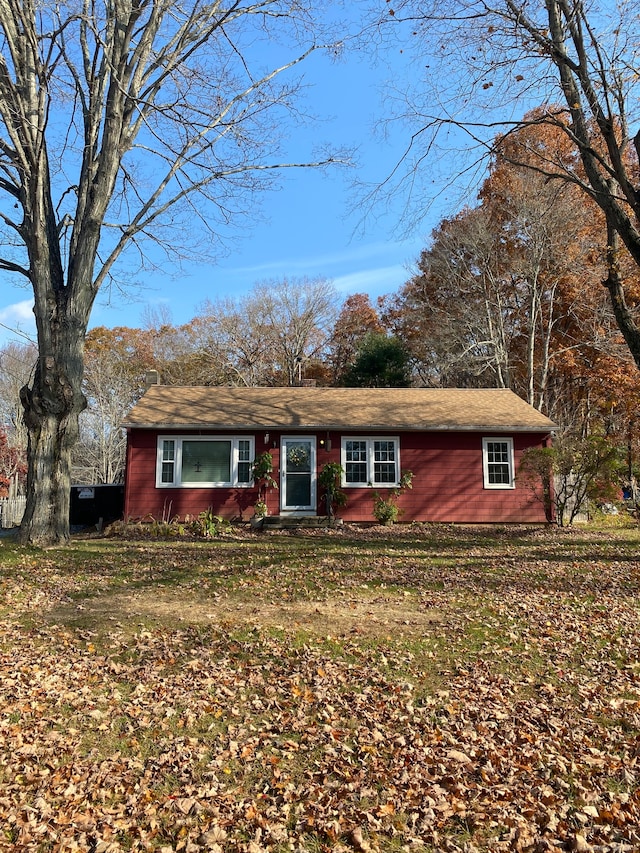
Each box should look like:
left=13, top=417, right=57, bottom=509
left=0, top=496, right=26, bottom=529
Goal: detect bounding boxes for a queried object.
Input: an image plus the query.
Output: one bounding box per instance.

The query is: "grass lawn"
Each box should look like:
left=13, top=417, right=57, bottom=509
left=1, top=522, right=640, bottom=852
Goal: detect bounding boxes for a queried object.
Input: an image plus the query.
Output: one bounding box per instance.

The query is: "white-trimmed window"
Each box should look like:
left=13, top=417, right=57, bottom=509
left=482, top=437, right=515, bottom=489
left=341, top=437, right=400, bottom=486
left=156, top=436, right=254, bottom=488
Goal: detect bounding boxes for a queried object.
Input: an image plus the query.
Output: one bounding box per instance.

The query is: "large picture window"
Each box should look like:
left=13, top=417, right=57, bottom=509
left=482, top=437, right=515, bottom=489
left=341, top=437, right=400, bottom=486
left=156, top=436, right=254, bottom=488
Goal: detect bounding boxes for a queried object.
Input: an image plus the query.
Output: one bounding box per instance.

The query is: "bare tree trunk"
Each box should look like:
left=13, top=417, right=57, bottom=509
left=12, top=122, right=91, bottom=544
left=18, top=335, right=87, bottom=546
left=603, top=220, right=640, bottom=370
left=526, top=275, right=540, bottom=407
left=19, top=410, right=78, bottom=544
left=536, top=304, right=553, bottom=413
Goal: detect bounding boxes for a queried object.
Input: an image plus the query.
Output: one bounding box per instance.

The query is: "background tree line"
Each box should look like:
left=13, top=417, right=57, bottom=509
left=1, top=114, right=639, bottom=496
left=2, top=0, right=639, bottom=542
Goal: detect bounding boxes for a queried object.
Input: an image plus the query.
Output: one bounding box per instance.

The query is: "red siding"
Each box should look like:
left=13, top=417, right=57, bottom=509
left=336, top=432, right=547, bottom=524
left=124, top=429, right=550, bottom=524
left=124, top=430, right=264, bottom=522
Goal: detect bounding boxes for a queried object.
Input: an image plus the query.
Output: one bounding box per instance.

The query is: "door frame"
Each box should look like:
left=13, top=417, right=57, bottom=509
left=280, top=435, right=317, bottom=515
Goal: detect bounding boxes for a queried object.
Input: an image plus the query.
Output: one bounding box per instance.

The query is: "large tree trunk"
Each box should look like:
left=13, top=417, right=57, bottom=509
left=17, top=328, right=87, bottom=546
left=18, top=409, right=79, bottom=545
left=15, top=123, right=92, bottom=545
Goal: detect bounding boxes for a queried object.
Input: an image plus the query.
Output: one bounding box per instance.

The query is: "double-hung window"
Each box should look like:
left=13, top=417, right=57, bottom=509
left=156, top=436, right=254, bottom=488
left=341, top=437, right=400, bottom=487
left=482, top=437, right=515, bottom=489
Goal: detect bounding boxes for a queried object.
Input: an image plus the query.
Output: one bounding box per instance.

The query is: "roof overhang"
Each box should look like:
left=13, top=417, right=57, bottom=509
left=123, top=421, right=555, bottom=433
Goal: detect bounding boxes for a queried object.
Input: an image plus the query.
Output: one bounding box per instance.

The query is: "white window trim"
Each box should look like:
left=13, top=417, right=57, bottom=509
left=156, top=435, right=255, bottom=488
left=482, top=437, right=515, bottom=490
left=340, top=436, right=400, bottom=487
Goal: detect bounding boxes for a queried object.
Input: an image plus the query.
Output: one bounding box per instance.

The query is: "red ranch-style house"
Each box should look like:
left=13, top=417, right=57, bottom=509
left=122, top=384, right=556, bottom=525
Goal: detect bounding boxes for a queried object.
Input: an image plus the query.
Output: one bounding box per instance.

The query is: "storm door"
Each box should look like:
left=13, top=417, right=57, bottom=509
left=281, top=437, right=316, bottom=513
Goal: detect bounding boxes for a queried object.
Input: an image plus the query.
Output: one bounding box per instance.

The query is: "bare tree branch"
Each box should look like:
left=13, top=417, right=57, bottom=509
left=368, top=0, right=640, bottom=367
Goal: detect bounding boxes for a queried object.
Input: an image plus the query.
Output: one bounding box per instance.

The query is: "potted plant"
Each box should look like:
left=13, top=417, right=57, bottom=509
left=318, top=462, right=347, bottom=524
left=372, top=470, right=413, bottom=526
left=251, top=451, right=278, bottom=518
left=253, top=499, right=268, bottom=518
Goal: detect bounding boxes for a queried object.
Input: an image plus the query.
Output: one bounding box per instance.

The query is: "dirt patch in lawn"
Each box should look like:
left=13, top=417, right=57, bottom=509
left=47, top=587, right=443, bottom=639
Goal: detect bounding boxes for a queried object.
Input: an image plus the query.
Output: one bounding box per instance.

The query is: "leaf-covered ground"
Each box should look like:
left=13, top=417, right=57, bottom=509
left=1, top=523, right=640, bottom=853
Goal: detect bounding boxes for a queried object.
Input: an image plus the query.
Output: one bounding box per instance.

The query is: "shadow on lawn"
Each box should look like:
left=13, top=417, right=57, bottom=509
left=9, top=523, right=640, bottom=637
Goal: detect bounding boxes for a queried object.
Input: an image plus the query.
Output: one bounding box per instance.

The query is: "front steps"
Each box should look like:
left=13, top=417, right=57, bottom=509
left=256, top=515, right=342, bottom=530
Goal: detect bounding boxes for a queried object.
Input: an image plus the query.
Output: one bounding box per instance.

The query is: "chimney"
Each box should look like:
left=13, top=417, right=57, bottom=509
left=145, top=369, right=160, bottom=388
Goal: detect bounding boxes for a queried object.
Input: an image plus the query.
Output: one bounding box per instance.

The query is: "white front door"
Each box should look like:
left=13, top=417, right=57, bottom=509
left=281, top=437, right=316, bottom=514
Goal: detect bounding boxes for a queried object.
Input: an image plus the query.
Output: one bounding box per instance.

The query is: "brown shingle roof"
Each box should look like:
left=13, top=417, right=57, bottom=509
left=123, top=386, right=556, bottom=432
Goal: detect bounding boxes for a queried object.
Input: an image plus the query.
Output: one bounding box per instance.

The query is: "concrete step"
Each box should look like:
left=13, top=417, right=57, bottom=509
left=259, top=515, right=341, bottom=530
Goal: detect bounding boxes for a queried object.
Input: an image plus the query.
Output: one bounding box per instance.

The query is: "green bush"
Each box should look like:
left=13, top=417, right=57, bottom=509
left=318, top=462, right=347, bottom=521
left=372, top=470, right=413, bottom=525
left=518, top=433, right=621, bottom=526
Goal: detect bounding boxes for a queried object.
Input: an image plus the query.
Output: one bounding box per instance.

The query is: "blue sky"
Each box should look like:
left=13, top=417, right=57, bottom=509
left=0, top=10, right=467, bottom=346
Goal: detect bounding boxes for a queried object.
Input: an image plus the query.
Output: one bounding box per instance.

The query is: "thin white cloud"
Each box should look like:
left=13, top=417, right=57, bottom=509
left=333, top=264, right=410, bottom=296
left=219, top=239, right=424, bottom=283
left=0, top=300, right=36, bottom=345
left=0, top=299, right=34, bottom=323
